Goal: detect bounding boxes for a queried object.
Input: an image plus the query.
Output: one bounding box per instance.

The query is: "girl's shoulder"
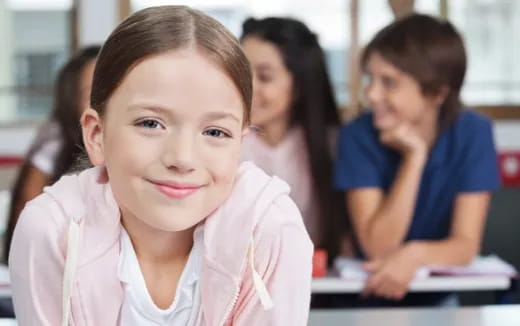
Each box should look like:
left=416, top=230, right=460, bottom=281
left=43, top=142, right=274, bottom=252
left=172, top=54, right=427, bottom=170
left=26, top=121, right=63, bottom=172
left=236, top=162, right=306, bottom=228
left=209, top=162, right=306, bottom=237
left=9, top=189, right=71, bottom=266
left=10, top=166, right=120, bottom=263
left=238, top=162, right=312, bottom=254
left=203, top=162, right=311, bottom=267
left=30, top=120, right=63, bottom=151
left=12, top=169, right=89, bottom=241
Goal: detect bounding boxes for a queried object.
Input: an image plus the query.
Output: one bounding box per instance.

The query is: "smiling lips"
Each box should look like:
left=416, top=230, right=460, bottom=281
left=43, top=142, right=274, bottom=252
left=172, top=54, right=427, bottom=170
left=149, top=179, right=203, bottom=199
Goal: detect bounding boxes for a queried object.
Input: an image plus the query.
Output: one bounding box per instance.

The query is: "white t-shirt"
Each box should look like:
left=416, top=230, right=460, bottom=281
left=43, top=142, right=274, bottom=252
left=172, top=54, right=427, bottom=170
left=118, top=226, right=203, bottom=325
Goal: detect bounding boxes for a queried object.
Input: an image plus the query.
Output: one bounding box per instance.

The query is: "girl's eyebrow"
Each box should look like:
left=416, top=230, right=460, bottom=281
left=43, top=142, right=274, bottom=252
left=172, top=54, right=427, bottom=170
left=127, top=104, right=172, bottom=116
left=202, top=111, right=241, bottom=124
left=256, top=63, right=273, bottom=72
left=127, top=104, right=241, bottom=124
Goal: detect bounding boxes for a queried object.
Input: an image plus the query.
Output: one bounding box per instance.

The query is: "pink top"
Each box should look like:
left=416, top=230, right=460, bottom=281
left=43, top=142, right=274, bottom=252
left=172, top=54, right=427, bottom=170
left=241, top=127, right=321, bottom=244
left=9, top=162, right=313, bottom=326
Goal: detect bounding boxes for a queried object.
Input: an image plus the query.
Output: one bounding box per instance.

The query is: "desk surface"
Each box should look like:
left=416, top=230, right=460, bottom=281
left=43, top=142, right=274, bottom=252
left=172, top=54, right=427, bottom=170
left=0, top=275, right=512, bottom=299
left=0, top=306, right=520, bottom=326
left=0, top=320, right=14, bottom=326
left=312, top=275, right=512, bottom=294
left=308, top=304, right=520, bottom=326
left=0, top=266, right=8, bottom=299
left=0, top=306, right=519, bottom=326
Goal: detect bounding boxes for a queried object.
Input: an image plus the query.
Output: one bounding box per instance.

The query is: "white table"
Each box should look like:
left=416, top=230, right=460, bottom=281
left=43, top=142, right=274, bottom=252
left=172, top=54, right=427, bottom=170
left=312, top=275, right=512, bottom=294
left=0, top=266, right=8, bottom=299
left=0, top=275, right=512, bottom=299
left=308, top=304, right=520, bottom=326
left=0, top=288, right=9, bottom=299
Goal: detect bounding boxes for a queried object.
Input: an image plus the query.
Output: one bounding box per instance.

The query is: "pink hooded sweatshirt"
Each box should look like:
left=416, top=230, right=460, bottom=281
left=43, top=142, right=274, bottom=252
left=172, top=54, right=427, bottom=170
left=9, top=161, right=313, bottom=325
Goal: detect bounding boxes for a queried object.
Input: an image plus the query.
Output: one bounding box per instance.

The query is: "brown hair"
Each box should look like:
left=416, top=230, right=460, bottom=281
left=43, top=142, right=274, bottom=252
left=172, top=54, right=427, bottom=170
left=362, top=14, right=467, bottom=129
left=91, top=5, right=252, bottom=124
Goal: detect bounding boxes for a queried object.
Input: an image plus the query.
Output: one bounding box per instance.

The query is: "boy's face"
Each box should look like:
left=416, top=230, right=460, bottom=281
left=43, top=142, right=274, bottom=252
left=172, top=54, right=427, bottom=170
left=364, top=52, right=441, bottom=132
left=84, top=49, right=246, bottom=232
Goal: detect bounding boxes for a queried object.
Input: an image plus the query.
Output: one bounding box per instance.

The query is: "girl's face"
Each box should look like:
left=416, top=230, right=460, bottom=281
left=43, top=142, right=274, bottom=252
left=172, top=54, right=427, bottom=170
left=242, top=36, right=293, bottom=128
left=364, top=52, right=442, bottom=131
left=82, top=49, right=246, bottom=232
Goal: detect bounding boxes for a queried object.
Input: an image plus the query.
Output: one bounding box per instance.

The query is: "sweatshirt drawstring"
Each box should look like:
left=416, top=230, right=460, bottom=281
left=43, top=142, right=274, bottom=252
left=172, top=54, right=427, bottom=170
left=248, top=239, right=273, bottom=310
left=62, top=218, right=81, bottom=326
left=61, top=222, right=273, bottom=323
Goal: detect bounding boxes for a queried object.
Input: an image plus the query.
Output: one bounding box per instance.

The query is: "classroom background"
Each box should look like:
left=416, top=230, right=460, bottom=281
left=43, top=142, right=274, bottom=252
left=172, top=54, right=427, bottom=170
left=0, top=0, right=519, bottom=325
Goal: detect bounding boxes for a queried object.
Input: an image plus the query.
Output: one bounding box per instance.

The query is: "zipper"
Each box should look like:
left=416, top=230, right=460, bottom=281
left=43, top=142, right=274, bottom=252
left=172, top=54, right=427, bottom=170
left=216, top=234, right=249, bottom=326
left=218, top=285, right=241, bottom=326
left=216, top=236, right=274, bottom=325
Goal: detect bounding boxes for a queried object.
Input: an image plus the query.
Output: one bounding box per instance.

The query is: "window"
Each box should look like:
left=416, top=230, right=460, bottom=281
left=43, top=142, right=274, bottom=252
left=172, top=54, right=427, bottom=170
left=132, top=0, right=520, bottom=111
left=0, top=0, right=72, bottom=122
left=450, top=0, right=520, bottom=105
left=131, top=0, right=350, bottom=104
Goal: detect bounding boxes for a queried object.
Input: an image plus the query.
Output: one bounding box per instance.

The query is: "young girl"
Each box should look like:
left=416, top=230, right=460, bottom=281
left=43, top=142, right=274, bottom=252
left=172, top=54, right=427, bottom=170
left=334, top=14, right=499, bottom=305
left=240, top=17, right=348, bottom=260
left=4, top=46, right=99, bottom=262
left=9, top=6, right=312, bottom=325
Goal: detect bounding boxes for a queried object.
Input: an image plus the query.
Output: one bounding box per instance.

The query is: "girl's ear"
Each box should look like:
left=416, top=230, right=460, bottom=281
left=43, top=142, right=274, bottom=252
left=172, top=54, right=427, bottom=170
left=81, top=108, right=105, bottom=166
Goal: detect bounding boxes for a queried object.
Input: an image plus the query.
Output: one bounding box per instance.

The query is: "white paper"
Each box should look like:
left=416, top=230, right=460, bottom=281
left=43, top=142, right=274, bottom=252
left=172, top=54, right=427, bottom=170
left=334, top=255, right=518, bottom=280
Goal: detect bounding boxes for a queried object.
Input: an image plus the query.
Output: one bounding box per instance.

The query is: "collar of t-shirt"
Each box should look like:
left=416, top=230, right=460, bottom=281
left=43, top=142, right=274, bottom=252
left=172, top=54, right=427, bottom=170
left=117, top=225, right=203, bottom=324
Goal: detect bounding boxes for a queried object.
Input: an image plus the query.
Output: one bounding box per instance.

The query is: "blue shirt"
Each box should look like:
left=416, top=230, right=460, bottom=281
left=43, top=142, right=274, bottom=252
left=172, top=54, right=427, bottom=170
left=334, top=110, right=500, bottom=255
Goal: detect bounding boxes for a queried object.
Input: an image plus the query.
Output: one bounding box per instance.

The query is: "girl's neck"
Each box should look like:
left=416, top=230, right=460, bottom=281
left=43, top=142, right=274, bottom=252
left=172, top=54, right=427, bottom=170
left=257, top=115, right=291, bottom=147
left=121, top=211, right=195, bottom=265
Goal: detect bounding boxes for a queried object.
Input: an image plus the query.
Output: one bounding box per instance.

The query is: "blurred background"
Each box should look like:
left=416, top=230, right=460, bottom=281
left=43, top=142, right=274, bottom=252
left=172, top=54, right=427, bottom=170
left=0, top=0, right=519, bottom=307
left=3, top=0, right=520, bottom=122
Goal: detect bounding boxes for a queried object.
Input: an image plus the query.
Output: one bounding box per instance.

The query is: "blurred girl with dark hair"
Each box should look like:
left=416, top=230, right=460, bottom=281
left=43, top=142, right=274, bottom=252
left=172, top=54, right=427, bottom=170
left=4, top=46, right=100, bottom=262
left=241, top=17, right=349, bottom=262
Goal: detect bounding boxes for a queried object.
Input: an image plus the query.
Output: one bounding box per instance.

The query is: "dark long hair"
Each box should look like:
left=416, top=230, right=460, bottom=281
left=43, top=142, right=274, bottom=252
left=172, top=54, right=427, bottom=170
left=51, top=46, right=100, bottom=181
left=4, top=46, right=100, bottom=263
left=241, top=17, right=347, bottom=261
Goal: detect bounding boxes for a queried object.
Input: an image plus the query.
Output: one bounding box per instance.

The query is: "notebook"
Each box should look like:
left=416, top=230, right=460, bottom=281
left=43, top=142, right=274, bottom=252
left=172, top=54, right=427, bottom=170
left=334, top=255, right=518, bottom=280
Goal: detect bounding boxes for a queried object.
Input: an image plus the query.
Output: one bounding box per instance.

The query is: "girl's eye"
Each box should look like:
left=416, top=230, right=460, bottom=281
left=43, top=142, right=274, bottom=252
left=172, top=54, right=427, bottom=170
left=203, top=128, right=230, bottom=138
left=258, top=74, right=271, bottom=83
left=137, top=119, right=163, bottom=129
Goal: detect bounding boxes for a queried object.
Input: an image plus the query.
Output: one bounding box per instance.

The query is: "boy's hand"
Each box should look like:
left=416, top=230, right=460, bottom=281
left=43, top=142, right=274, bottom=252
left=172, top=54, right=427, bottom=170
left=361, top=245, right=421, bottom=301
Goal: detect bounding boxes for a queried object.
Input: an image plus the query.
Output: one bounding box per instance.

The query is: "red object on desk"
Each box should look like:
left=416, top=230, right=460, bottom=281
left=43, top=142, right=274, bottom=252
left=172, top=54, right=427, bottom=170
left=313, top=249, right=328, bottom=278
left=498, top=152, right=520, bottom=187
